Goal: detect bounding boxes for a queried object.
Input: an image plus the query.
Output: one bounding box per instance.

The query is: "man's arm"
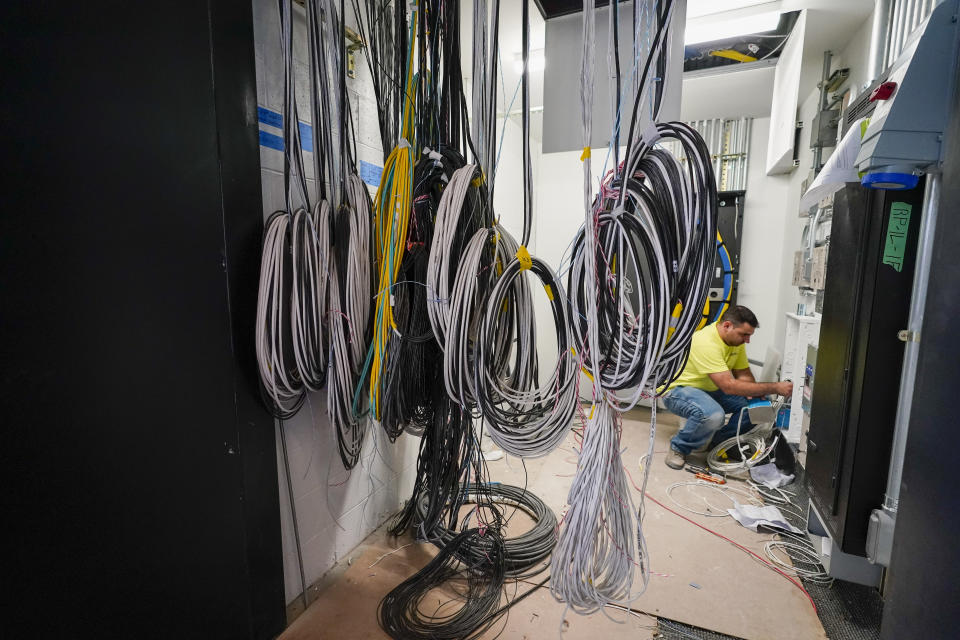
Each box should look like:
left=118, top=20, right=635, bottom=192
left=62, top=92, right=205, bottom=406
left=732, top=367, right=756, bottom=383
left=708, top=370, right=792, bottom=397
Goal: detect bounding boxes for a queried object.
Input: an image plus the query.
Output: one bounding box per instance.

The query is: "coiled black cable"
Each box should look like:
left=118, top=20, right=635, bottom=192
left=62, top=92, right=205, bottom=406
left=422, top=483, right=557, bottom=580
left=378, top=528, right=506, bottom=640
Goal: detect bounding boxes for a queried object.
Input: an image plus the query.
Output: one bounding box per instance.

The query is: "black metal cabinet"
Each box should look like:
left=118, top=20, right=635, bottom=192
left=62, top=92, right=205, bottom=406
left=805, top=182, right=924, bottom=556
left=0, top=2, right=285, bottom=637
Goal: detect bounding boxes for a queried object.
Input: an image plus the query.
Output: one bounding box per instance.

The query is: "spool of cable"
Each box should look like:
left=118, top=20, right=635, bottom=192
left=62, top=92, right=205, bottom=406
left=421, top=483, right=558, bottom=579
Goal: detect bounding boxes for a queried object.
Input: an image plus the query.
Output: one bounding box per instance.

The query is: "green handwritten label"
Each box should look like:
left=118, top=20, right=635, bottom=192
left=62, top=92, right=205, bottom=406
left=882, top=202, right=912, bottom=272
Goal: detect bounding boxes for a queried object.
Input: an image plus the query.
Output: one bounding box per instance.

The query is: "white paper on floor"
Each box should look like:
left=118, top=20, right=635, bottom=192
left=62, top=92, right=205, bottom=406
left=728, top=502, right=802, bottom=534
left=749, top=462, right=795, bottom=488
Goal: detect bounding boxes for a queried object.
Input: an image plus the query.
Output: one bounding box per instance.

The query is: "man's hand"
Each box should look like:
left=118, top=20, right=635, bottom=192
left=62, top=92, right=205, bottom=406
left=708, top=371, right=795, bottom=398
left=774, top=380, right=793, bottom=397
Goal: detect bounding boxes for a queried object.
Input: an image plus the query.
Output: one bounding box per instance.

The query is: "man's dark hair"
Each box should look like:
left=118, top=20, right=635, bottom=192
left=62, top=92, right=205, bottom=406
left=721, top=305, right=759, bottom=328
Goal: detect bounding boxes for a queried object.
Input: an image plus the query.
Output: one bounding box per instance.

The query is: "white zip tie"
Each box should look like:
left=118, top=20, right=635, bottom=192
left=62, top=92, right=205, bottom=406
left=642, top=121, right=661, bottom=148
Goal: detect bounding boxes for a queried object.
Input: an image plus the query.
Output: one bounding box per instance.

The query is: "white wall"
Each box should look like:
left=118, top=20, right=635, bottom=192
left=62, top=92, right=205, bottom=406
left=493, top=115, right=540, bottom=245
left=835, top=4, right=877, bottom=96
left=252, top=0, right=420, bottom=605
left=769, top=7, right=877, bottom=360
left=736, top=116, right=792, bottom=363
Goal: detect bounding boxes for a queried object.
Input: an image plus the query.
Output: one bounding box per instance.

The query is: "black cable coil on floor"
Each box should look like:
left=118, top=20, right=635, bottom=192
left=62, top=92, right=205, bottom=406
left=378, top=528, right=507, bottom=640
left=420, top=483, right=557, bottom=580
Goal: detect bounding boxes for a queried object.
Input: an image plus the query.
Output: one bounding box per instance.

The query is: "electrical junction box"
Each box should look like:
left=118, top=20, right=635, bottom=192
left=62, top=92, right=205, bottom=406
left=792, top=250, right=810, bottom=288
left=810, top=109, right=839, bottom=149
left=856, top=0, right=960, bottom=182
left=811, top=244, right=828, bottom=290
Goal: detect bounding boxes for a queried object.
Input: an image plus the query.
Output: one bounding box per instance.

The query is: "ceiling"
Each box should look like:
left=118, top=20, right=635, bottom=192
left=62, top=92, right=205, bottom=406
left=512, top=0, right=875, bottom=136
left=683, top=11, right=798, bottom=72
left=533, top=0, right=625, bottom=19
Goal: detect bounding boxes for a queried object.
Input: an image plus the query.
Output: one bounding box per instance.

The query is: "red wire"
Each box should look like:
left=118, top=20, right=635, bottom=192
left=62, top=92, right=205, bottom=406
left=642, top=490, right=817, bottom=613
left=621, top=464, right=816, bottom=612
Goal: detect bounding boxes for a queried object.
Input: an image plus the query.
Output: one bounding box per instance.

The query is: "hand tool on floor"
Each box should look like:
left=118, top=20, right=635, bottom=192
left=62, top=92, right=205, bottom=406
left=695, top=471, right=726, bottom=485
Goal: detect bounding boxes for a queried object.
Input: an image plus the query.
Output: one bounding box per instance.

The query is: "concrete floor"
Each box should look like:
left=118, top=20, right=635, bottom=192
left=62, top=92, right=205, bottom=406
left=280, top=407, right=826, bottom=640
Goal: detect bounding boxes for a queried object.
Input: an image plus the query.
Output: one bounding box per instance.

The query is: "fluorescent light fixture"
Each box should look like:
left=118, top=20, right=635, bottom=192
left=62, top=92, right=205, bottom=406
left=513, top=49, right=545, bottom=74
left=687, top=0, right=774, bottom=20
left=685, top=8, right=781, bottom=46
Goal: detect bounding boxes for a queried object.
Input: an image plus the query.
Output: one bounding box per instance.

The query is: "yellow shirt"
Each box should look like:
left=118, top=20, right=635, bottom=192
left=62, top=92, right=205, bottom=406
left=667, top=323, right=749, bottom=392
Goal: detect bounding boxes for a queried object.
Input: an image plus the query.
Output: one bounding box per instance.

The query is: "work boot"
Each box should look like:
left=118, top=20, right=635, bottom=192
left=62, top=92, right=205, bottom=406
left=665, top=447, right=686, bottom=470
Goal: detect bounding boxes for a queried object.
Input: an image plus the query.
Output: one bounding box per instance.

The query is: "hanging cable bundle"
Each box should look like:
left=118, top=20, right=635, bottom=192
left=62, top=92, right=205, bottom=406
left=550, top=403, right=649, bottom=612
left=351, top=0, right=405, bottom=153
left=470, top=0, right=578, bottom=458
left=326, top=177, right=374, bottom=468
left=388, top=386, right=474, bottom=537
left=552, top=0, right=717, bottom=615
left=256, top=211, right=307, bottom=418
left=426, top=163, right=490, bottom=349
left=255, top=0, right=327, bottom=419
left=441, top=223, right=518, bottom=409
left=362, top=4, right=420, bottom=428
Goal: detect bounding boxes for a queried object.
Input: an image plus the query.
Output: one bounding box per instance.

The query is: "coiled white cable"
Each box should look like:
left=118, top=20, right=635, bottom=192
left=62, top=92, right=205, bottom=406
left=426, top=164, right=479, bottom=348
left=325, top=178, right=374, bottom=468
left=256, top=212, right=306, bottom=417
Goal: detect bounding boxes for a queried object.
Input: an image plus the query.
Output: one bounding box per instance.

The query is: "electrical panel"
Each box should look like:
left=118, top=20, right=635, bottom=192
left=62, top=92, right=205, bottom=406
left=811, top=244, right=829, bottom=290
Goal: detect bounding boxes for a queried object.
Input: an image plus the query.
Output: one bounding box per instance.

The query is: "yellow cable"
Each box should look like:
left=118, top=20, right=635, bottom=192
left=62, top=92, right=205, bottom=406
left=368, top=6, right=418, bottom=419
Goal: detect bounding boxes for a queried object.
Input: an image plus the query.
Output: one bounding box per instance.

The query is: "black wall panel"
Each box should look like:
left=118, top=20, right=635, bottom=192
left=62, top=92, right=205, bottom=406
left=804, top=182, right=924, bottom=556
left=881, top=71, right=960, bottom=639
left=0, top=2, right=284, bottom=637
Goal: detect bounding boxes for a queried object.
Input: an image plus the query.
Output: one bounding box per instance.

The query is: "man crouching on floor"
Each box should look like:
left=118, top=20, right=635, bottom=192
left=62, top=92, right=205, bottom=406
left=661, top=305, right=793, bottom=470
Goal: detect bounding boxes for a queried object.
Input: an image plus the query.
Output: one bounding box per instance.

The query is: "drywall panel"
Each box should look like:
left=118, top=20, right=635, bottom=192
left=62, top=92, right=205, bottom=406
left=767, top=9, right=806, bottom=174
left=680, top=64, right=777, bottom=121
left=542, top=1, right=686, bottom=153
left=735, top=117, right=794, bottom=363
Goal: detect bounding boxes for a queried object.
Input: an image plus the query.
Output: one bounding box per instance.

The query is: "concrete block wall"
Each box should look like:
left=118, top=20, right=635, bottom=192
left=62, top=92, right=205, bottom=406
left=251, top=0, right=420, bottom=605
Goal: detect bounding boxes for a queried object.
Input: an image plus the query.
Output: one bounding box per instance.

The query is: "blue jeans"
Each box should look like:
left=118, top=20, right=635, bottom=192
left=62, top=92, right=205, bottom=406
left=662, top=386, right=755, bottom=454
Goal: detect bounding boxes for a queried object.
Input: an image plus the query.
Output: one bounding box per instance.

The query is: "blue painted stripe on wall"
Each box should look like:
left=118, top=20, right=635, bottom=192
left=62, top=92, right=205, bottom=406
left=298, top=122, right=313, bottom=153
left=257, top=106, right=282, bottom=129
left=360, top=160, right=382, bottom=187
left=259, top=130, right=284, bottom=152
left=257, top=105, right=313, bottom=152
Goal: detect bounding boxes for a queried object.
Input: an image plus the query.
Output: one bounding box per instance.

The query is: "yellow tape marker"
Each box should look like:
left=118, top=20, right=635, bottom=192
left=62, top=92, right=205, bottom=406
left=515, top=245, right=533, bottom=271
left=581, top=367, right=595, bottom=382
left=471, top=172, right=485, bottom=188
left=580, top=146, right=591, bottom=161
left=588, top=404, right=596, bottom=420
left=709, top=49, right=757, bottom=63
left=544, top=284, right=554, bottom=301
